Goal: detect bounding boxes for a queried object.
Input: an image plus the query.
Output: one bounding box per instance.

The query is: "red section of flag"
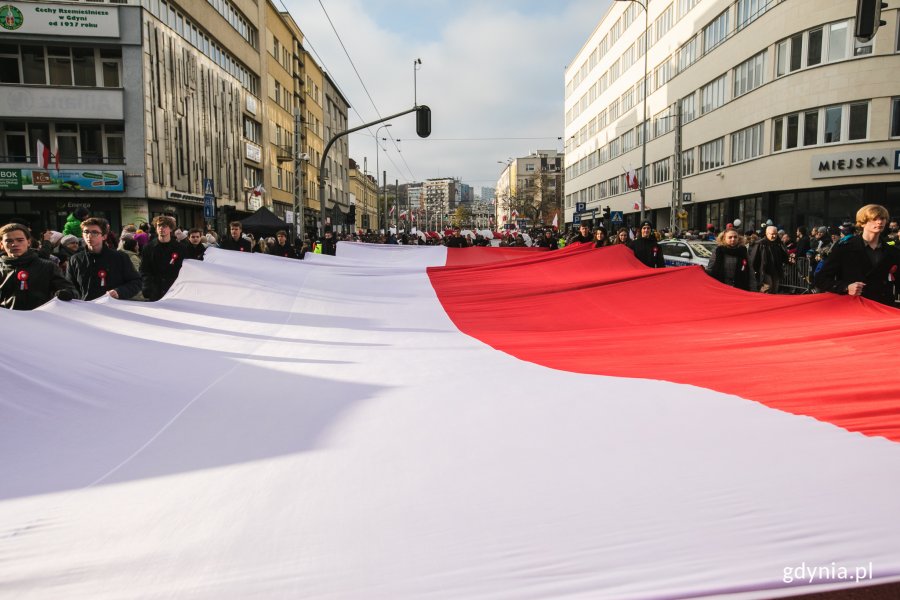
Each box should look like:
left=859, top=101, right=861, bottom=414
left=431, top=244, right=900, bottom=442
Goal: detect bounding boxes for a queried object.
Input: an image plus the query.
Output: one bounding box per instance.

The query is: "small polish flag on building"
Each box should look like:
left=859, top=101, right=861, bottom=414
left=252, top=183, right=265, bottom=196
left=625, top=167, right=640, bottom=190
left=36, top=140, right=50, bottom=170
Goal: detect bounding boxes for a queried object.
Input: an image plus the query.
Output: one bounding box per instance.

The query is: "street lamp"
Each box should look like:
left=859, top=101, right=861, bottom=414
left=616, top=0, right=648, bottom=223
left=374, top=124, right=392, bottom=232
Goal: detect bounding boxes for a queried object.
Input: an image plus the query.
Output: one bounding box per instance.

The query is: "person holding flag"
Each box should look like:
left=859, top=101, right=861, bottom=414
left=632, top=221, right=665, bottom=268
left=140, top=215, right=185, bottom=301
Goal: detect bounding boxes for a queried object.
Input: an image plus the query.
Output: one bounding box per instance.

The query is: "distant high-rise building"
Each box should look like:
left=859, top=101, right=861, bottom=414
left=480, top=187, right=496, bottom=203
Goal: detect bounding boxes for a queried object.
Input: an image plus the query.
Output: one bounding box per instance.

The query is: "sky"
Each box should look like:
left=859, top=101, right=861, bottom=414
left=281, top=0, right=613, bottom=195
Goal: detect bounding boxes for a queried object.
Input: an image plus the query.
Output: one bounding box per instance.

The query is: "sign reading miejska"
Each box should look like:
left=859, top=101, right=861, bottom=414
left=811, top=148, right=899, bottom=179
left=0, top=2, right=119, bottom=37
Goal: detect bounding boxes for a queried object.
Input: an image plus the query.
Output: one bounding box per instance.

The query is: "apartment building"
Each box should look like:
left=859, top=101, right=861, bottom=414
left=496, top=150, right=564, bottom=228
left=564, top=0, right=900, bottom=232
left=0, top=0, right=345, bottom=238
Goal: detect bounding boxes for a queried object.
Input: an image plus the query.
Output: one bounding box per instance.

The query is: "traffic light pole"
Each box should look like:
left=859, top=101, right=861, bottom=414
left=317, top=105, right=430, bottom=238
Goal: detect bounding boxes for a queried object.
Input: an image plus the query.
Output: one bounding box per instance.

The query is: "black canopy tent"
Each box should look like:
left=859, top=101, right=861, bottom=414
left=239, top=207, right=289, bottom=237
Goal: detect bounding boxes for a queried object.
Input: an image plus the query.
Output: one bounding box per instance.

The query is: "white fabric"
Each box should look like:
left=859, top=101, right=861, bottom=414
left=1, top=245, right=899, bottom=599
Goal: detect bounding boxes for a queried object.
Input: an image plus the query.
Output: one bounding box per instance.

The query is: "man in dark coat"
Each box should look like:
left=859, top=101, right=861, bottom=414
left=749, top=225, right=789, bottom=293
left=632, top=221, right=665, bottom=268
left=445, top=228, right=469, bottom=248
left=67, top=218, right=142, bottom=301
left=572, top=223, right=593, bottom=244
left=536, top=229, right=558, bottom=250
left=322, top=229, right=337, bottom=255
left=219, top=221, right=253, bottom=252
left=267, top=230, right=298, bottom=258
left=140, top=215, right=185, bottom=301
left=183, top=228, right=207, bottom=261
left=0, top=223, right=76, bottom=310
left=815, top=204, right=900, bottom=307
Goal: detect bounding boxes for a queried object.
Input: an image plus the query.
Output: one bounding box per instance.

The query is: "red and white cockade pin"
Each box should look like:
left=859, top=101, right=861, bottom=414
left=17, top=270, right=29, bottom=291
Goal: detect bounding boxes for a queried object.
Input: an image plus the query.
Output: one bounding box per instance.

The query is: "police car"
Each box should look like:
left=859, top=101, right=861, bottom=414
left=659, top=239, right=715, bottom=268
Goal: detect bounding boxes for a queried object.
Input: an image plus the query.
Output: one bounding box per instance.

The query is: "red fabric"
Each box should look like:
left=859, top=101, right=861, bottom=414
left=444, top=246, right=546, bottom=267
left=430, top=244, right=900, bottom=442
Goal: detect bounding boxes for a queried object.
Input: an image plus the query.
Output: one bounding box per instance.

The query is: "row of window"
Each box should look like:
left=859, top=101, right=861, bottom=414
left=566, top=0, right=708, bottom=99
left=1, top=122, right=125, bottom=164
left=0, top=44, right=121, bottom=88
left=144, top=0, right=260, bottom=96
left=565, top=101, right=873, bottom=206
left=568, top=14, right=875, bottom=159
left=566, top=0, right=779, bottom=125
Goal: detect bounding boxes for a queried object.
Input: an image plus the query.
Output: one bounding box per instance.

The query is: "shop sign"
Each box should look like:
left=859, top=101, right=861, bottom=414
left=245, top=142, right=261, bottom=163
left=0, top=2, right=119, bottom=36
left=166, top=190, right=205, bottom=206
left=7, top=169, right=125, bottom=191
left=0, top=168, right=21, bottom=190
left=811, top=149, right=897, bottom=179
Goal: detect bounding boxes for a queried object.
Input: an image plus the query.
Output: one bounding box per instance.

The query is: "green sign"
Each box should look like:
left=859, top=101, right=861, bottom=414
left=0, top=5, right=24, bottom=31
left=0, top=168, right=22, bottom=190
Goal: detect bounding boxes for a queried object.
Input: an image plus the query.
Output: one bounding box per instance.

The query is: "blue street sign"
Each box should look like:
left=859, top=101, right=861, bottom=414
left=203, top=178, right=216, bottom=220
left=575, top=202, right=586, bottom=213
left=894, top=150, right=900, bottom=170
left=611, top=211, right=624, bottom=223
left=573, top=213, right=582, bottom=224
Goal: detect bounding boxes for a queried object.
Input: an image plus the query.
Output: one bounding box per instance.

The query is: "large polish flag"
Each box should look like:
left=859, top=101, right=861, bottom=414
left=1, top=243, right=899, bottom=599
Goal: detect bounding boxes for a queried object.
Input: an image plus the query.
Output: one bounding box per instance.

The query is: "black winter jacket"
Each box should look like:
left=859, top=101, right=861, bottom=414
left=267, top=242, right=298, bottom=259
left=220, top=235, right=253, bottom=252
left=632, top=236, right=665, bottom=268
left=706, top=245, right=751, bottom=290
left=67, top=246, right=142, bottom=301
left=140, top=238, right=185, bottom=301
left=183, top=241, right=206, bottom=261
left=1, top=250, right=76, bottom=310
left=814, top=235, right=900, bottom=306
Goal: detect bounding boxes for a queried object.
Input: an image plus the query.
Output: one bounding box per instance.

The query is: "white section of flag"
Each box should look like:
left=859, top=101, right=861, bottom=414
left=1, top=246, right=899, bottom=599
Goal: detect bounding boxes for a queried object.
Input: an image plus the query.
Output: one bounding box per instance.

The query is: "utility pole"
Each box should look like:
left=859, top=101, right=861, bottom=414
left=293, top=108, right=304, bottom=244
left=671, top=102, right=682, bottom=233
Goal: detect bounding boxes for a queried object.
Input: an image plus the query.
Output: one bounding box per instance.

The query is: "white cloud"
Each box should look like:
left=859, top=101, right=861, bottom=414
left=282, top=0, right=610, bottom=187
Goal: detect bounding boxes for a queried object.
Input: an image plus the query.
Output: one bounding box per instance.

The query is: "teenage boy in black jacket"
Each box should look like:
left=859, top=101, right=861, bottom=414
left=140, top=215, right=185, bottom=301
left=0, top=223, right=76, bottom=310
left=67, top=218, right=142, bottom=301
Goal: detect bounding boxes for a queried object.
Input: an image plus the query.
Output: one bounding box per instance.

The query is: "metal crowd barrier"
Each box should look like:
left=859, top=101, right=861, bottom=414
left=780, top=256, right=815, bottom=294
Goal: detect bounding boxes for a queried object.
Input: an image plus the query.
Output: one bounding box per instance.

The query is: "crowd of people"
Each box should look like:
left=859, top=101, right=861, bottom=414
left=1, top=203, right=898, bottom=310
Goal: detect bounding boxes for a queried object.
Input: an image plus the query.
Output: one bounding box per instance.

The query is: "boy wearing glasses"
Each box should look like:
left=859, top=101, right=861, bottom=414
left=67, top=218, right=141, bottom=301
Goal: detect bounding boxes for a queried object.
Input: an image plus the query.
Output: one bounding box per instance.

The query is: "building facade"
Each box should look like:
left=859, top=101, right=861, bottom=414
left=563, top=0, right=900, bottom=232
left=424, top=177, right=458, bottom=230
left=495, top=150, right=564, bottom=229
left=348, top=157, right=376, bottom=231
left=0, top=0, right=346, bottom=239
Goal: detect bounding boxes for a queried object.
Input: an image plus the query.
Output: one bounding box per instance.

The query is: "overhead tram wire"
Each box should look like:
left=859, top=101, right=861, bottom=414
left=315, top=0, right=417, bottom=182
left=275, top=0, right=415, bottom=182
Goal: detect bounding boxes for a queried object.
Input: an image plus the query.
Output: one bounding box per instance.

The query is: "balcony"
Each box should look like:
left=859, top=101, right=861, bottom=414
left=275, top=145, right=293, bottom=163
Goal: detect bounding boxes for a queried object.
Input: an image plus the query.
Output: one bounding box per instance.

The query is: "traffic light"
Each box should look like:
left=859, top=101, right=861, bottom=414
left=855, top=0, right=887, bottom=42
left=347, top=204, right=356, bottom=225
left=416, top=105, right=431, bottom=138
left=603, top=206, right=611, bottom=219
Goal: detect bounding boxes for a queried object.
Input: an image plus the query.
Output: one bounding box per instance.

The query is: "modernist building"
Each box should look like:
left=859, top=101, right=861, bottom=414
left=0, top=0, right=344, bottom=238
left=495, top=149, right=564, bottom=229
left=563, top=0, right=900, bottom=232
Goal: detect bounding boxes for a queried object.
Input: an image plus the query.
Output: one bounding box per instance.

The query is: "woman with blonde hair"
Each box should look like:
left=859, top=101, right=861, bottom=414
left=706, top=228, right=751, bottom=290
